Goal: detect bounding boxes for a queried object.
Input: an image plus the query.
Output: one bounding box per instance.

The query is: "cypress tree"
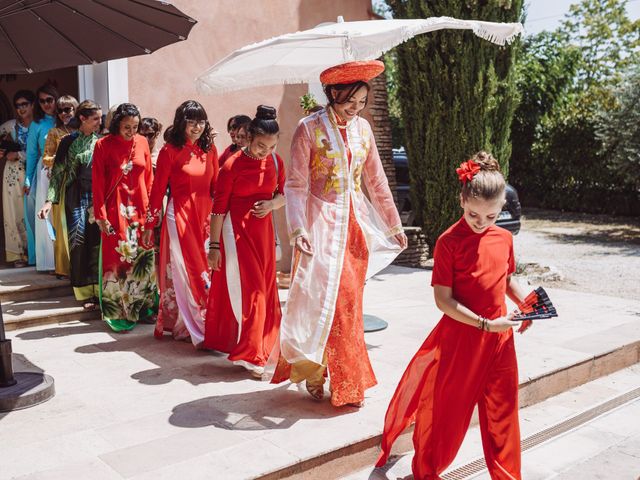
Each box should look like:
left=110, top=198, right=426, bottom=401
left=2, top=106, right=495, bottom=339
left=387, top=0, right=523, bottom=252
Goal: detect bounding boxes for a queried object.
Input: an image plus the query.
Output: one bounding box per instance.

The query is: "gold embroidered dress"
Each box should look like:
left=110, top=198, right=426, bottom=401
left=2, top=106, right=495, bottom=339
left=43, top=126, right=72, bottom=276
left=265, top=108, right=404, bottom=405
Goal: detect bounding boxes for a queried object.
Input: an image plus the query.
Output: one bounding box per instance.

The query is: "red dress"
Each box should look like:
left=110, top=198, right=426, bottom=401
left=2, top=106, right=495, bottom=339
left=376, top=218, right=521, bottom=480
left=92, top=134, right=156, bottom=332
left=146, top=140, right=218, bottom=344
left=203, top=150, right=284, bottom=371
left=217, top=144, right=238, bottom=167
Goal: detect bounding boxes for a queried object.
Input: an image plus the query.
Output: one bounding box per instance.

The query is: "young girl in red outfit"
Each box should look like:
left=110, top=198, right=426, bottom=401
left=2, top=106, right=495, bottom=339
left=376, top=152, right=531, bottom=480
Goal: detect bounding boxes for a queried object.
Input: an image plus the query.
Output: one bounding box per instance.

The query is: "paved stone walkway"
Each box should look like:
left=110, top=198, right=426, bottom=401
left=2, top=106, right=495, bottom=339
left=1, top=265, right=639, bottom=479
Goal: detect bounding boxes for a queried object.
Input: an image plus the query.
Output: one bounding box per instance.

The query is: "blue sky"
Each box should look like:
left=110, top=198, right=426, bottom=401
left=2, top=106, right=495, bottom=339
left=524, top=0, right=640, bottom=35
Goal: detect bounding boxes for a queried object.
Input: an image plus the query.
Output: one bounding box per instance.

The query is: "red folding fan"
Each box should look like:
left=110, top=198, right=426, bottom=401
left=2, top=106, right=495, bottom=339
left=513, top=287, right=557, bottom=321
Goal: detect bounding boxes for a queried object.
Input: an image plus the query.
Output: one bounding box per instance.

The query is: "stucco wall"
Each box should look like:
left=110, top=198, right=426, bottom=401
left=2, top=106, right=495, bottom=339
left=127, top=0, right=373, bottom=153
left=127, top=0, right=375, bottom=271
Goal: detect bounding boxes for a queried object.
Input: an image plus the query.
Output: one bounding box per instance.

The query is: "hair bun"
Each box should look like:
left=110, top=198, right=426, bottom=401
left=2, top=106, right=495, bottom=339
left=472, top=151, right=500, bottom=171
left=255, top=105, right=277, bottom=121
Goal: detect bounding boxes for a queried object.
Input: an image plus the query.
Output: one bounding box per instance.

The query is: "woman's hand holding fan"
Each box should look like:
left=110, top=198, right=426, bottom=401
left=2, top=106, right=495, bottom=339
left=514, top=287, right=558, bottom=321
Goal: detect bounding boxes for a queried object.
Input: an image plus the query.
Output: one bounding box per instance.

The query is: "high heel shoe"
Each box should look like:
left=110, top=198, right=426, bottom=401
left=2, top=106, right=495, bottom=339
left=305, top=381, right=324, bottom=401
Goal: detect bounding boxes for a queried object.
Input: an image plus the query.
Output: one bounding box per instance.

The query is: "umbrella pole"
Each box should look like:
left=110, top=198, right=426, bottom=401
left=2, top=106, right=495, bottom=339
left=0, top=309, right=17, bottom=387
left=0, top=306, right=55, bottom=411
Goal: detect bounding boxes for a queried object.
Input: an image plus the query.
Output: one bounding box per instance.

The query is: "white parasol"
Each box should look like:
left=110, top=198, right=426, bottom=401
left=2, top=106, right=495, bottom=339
left=195, top=16, right=523, bottom=94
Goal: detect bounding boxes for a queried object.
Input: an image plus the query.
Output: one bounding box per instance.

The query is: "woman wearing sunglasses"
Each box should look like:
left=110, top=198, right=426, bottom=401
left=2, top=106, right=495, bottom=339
left=25, top=83, right=59, bottom=271
left=0, top=90, right=35, bottom=267
left=37, top=95, right=79, bottom=278
left=46, top=100, right=103, bottom=310
left=142, top=100, right=218, bottom=345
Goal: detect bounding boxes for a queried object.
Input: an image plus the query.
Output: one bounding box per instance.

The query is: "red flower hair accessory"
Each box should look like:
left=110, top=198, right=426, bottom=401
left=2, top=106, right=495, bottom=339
left=456, top=159, right=481, bottom=184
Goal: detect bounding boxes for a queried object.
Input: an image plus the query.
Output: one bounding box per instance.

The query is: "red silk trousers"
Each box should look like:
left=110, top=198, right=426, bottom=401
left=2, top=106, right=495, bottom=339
left=379, top=317, right=521, bottom=479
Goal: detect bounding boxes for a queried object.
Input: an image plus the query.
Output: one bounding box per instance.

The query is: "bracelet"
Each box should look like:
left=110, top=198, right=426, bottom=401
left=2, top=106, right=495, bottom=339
left=209, top=246, right=220, bottom=251
left=478, top=315, right=489, bottom=332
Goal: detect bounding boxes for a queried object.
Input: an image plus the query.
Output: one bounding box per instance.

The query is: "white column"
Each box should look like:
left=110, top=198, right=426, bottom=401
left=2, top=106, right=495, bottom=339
left=77, top=58, right=129, bottom=110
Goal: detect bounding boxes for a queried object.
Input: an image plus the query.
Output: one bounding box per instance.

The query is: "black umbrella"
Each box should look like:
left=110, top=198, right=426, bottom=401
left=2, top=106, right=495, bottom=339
left=0, top=0, right=197, bottom=74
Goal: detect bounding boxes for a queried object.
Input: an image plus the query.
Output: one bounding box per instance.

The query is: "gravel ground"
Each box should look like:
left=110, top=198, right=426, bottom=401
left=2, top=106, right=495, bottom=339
left=513, top=208, right=640, bottom=300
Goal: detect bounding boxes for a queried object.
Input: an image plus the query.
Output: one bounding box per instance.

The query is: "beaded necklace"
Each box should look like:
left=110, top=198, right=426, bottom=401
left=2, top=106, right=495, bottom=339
left=243, top=147, right=265, bottom=161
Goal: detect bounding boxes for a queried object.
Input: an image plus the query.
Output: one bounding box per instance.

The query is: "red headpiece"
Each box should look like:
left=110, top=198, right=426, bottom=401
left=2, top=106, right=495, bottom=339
left=456, top=159, right=481, bottom=184
left=319, top=60, right=385, bottom=85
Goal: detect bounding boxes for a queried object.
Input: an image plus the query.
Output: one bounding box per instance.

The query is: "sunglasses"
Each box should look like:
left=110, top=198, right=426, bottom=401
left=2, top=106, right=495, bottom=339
left=39, top=96, right=55, bottom=105
left=58, top=106, right=74, bottom=114
left=15, top=101, right=31, bottom=109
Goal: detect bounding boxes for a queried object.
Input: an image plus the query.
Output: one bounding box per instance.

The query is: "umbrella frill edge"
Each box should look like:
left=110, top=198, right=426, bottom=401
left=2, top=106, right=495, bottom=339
left=471, top=24, right=524, bottom=46
left=195, top=75, right=321, bottom=95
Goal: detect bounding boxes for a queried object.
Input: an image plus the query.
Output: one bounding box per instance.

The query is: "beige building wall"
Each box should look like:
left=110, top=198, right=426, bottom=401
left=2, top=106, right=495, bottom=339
left=127, top=0, right=376, bottom=271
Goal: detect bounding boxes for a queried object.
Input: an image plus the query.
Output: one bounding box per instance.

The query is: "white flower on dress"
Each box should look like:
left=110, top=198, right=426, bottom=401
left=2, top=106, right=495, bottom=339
left=201, top=271, right=211, bottom=290
left=121, top=160, right=133, bottom=175
left=115, top=239, right=138, bottom=263
left=120, top=204, right=137, bottom=220
left=103, top=280, right=123, bottom=303
left=162, top=287, right=177, bottom=313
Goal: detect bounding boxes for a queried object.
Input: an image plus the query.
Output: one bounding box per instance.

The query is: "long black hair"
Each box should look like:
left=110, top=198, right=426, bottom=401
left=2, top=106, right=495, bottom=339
left=108, top=103, right=141, bottom=135
left=164, top=100, right=215, bottom=152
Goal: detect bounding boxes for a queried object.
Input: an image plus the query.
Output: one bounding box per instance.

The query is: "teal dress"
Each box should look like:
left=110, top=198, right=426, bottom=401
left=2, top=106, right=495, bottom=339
left=24, top=114, right=55, bottom=265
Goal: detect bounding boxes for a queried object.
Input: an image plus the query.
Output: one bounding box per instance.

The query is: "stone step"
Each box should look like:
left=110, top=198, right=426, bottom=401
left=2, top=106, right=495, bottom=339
left=0, top=266, right=73, bottom=302
left=345, top=364, right=640, bottom=480
left=256, top=341, right=640, bottom=480
left=2, top=266, right=638, bottom=480
left=2, top=295, right=101, bottom=332
left=246, top=269, right=640, bottom=480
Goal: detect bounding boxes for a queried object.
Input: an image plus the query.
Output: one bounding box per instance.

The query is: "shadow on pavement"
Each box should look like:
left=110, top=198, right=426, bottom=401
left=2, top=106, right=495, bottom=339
left=15, top=321, right=104, bottom=340
left=169, top=383, right=353, bottom=431
left=17, top=322, right=249, bottom=386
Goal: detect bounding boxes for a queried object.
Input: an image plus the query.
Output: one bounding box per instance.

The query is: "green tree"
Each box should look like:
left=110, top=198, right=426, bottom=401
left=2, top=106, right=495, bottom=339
left=511, top=0, right=640, bottom=214
left=597, top=67, right=640, bottom=191
left=387, top=0, right=523, bottom=251
left=559, top=0, right=640, bottom=92
left=372, top=1, right=405, bottom=147
left=509, top=32, right=581, bottom=204
left=382, top=50, right=405, bottom=148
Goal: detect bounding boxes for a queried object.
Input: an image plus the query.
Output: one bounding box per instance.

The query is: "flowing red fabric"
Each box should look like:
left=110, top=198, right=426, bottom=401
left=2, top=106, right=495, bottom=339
left=146, top=140, right=218, bottom=338
left=376, top=219, right=521, bottom=480
left=203, top=151, right=284, bottom=366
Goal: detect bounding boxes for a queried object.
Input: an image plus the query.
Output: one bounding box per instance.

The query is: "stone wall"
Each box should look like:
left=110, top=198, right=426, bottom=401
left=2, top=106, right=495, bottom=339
left=368, top=69, right=397, bottom=203
left=392, top=227, right=431, bottom=269
left=369, top=68, right=432, bottom=269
